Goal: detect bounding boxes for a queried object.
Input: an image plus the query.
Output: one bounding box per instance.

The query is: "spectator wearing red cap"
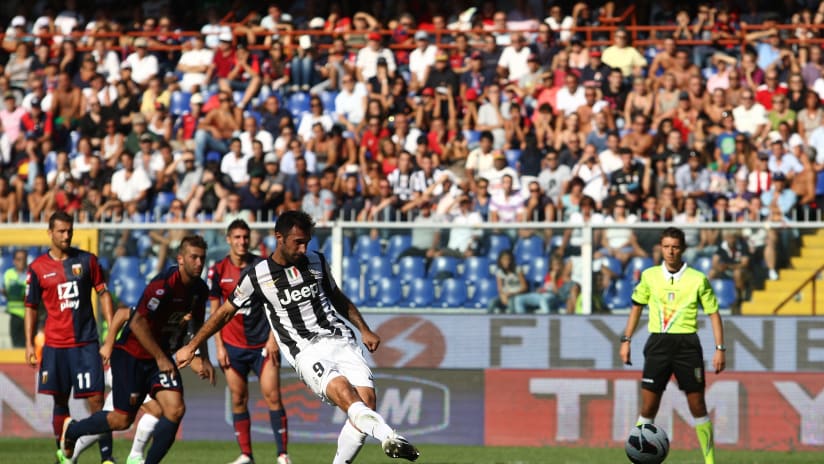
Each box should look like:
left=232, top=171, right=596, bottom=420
left=356, top=31, right=395, bottom=81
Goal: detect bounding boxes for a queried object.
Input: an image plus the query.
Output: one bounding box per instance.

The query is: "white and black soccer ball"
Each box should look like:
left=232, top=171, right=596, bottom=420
left=625, top=423, right=670, bottom=464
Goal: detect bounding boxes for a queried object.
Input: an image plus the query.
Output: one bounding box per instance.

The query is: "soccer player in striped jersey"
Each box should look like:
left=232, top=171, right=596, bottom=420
left=178, top=210, right=420, bottom=462
left=620, top=227, right=726, bottom=464
left=208, top=219, right=290, bottom=464
left=24, top=212, right=115, bottom=464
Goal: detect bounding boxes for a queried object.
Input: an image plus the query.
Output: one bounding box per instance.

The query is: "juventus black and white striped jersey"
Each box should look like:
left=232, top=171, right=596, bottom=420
left=228, top=251, right=355, bottom=366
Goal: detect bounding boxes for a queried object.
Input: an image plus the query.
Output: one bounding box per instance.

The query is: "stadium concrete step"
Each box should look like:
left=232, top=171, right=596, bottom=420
left=742, top=230, right=824, bottom=315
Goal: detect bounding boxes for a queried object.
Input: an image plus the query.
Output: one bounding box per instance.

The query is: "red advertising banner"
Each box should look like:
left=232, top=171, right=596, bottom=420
left=485, top=369, right=824, bottom=451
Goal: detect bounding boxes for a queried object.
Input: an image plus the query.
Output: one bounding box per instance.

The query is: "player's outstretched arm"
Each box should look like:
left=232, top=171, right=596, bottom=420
left=620, top=304, right=644, bottom=366
left=330, top=287, right=380, bottom=352
left=176, top=300, right=238, bottom=368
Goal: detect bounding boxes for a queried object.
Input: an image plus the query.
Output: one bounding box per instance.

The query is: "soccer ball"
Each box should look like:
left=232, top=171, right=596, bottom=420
left=625, top=423, right=670, bottom=464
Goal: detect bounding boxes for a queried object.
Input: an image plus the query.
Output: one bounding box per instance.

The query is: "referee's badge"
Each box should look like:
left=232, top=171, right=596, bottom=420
left=667, top=292, right=675, bottom=302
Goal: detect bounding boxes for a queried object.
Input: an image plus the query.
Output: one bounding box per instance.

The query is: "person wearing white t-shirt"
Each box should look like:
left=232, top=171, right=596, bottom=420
left=110, top=152, right=152, bottom=208
left=334, top=74, right=367, bottom=127
left=555, top=73, right=587, bottom=116
left=239, top=116, right=274, bottom=157
left=489, top=174, right=526, bottom=223
left=356, top=33, right=396, bottom=82
left=177, top=36, right=214, bottom=92
left=220, top=138, right=252, bottom=187
left=200, top=9, right=231, bottom=49
left=465, top=130, right=498, bottom=181
left=125, top=38, right=159, bottom=86
left=731, top=89, right=769, bottom=140
left=497, top=33, right=532, bottom=83
left=408, top=31, right=438, bottom=88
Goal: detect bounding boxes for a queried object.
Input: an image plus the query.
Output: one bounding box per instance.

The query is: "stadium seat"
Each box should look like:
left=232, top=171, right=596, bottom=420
left=437, top=278, right=467, bottom=308
left=118, top=276, right=144, bottom=307
left=624, top=256, right=654, bottom=283
left=513, top=235, right=545, bottom=265
left=463, top=130, right=481, bottom=149
left=485, top=234, right=512, bottom=260
left=404, top=277, right=434, bottom=308
left=169, top=91, right=192, bottom=117
left=505, top=149, right=522, bottom=168
left=396, top=256, right=426, bottom=284
left=232, top=90, right=245, bottom=106
left=384, top=234, right=412, bottom=263
left=427, top=256, right=459, bottom=281
left=712, top=279, right=737, bottom=309
left=111, top=256, right=141, bottom=279
left=353, top=234, right=381, bottom=263
left=321, top=235, right=351, bottom=261
left=526, top=256, right=549, bottom=289
left=263, top=234, right=277, bottom=252
left=467, top=277, right=498, bottom=309
left=605, top=278, right=634, bottom=311
left=152, top=191, right=176, bottom=216
left=365, top=256, right=392, bottom=285
left=461, top=256, right=491, bottom=283
left=602, top=256, right=623, bottom=276
left=319, top=90, right=338, bottom=112
left=373, top=276, right=401, bottom=307
left=344, top=278, right=364, bottom=306
left=287, top=92, right=311, bottom=119
left=693, top=256, right=713, bottom=276
left=342, top=256, right=360, bottom=280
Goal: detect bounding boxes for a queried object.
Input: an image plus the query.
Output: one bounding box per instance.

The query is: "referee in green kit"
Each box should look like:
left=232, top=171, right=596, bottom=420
left=619, top=226, right=725, bottom=464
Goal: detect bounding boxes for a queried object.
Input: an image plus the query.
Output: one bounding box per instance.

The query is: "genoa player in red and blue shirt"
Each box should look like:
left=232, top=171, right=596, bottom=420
left=61, top=235, right=213, bottom=464
left=24, top=212, right=115, bottom=463
left=208, top=219, right=290, bottom=464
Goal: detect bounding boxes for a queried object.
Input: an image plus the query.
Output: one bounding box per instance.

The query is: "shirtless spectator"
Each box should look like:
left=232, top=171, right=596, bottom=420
left=621, top=115, right=654, bottom=158
left=193, top=91, right=240, bottom=165
left=0, top=177, right=19, bottom=222
left=50, top=71, right=83, bottom=148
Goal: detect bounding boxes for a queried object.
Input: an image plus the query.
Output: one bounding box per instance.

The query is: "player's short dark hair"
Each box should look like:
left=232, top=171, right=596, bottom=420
left=660, top=227, right=686, bottom=248
left=227, top=219, right=251, bottom=235
left=275, top=210, right=315, bottom=237
left=179, top=235, right=208, bottom=254
left=48, top=211, right=74, bottom=230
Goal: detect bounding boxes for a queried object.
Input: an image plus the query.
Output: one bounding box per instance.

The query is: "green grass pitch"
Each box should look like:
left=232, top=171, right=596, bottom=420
left=1, top=438, right=821, bottom=463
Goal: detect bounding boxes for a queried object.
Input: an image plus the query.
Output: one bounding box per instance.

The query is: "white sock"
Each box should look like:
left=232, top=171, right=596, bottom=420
left=71, top=433, right=101, bottom=462
left=637, top=416, right=654, bottom=425
left=346, top=401, right=393, bottom=442
left=129, top=413, right=159, bottom=458
left=332, top=420, right=367, bottom=464
left=694, top=415, right=711, bottom=425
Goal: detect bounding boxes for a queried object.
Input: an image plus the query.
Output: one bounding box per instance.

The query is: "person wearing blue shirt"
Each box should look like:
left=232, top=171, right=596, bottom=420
left=760, top=172, right=797, bottom=217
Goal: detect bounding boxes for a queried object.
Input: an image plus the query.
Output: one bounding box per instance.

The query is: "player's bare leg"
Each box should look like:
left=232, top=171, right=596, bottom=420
left=143, top=389, right=185, bottom=464
left=225, top=367, right=255, bottom=464
left=326, top=377, right=419, bottom=462
left=259, top=360, right=290, bottom=463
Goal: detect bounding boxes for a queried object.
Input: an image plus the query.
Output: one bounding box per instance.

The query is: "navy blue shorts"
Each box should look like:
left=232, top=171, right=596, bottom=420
left=225, top=343, right=272, bottom=379
left=38, top=343, right=104, bottom=398
left=110, top=348, right=183, bottom=416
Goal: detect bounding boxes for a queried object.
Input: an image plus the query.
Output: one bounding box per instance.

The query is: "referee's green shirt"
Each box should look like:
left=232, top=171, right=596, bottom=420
left=631, top=263, right=719, bottom=334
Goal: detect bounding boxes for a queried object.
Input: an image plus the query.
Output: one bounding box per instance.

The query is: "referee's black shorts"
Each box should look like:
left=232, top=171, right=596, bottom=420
left=641, top=333, right=705, bottom=394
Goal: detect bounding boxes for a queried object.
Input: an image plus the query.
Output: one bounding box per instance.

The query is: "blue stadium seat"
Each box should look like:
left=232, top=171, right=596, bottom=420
left=111, top=256, right=141, bottom=279
left=0, top=253, right=13, bottom=275
left=693, top=256, right=713, bottom=276
left=468, top=277, right=498, bottom=309
left=396, top=256, right=426, bottom=284
left=712, top=279, right=737, bottom=309
left=365, top=256, right=392, bottom=285
left=624, top=256, right=654, bottom=283
left=461, top=256, right=491, bottom=283
left=505, top=149, right=521, bottom=168
left=141, top=256, right=159, bottom=279
left=373, top=276, right=401, bottom=307
left=404, top=278, right=434, bottom=308
left=232, top=90, right=245, bottom=106
left=342, top=256, right=360, bottom=280
left=321, top=235, right=351, bottom=262
left=263, top=234, right=277, bottom=252
left=602, top=256, right=623, bottom=276
left=307, top=236, right=320, bottom=254
left=526, top=256, right=549, bottom=289
left=513, top=235, right=545, bottom=265
left=319, top=90, right=338, bottom=112
left=344, top=278, right=364, bottom=306
left=384, top=234, right=412, bottom=263
left=118, top=276, right=144, bottom=307
left=463, top=130, right=481, bottom=149
left=153, top=191, right=176, bottom=216
left=287, top=92, right=311, bottom=119
left=427, top=256, right=459, bottom=281
left=485, top=234, right=512, bottom=260
left=606, top=278, right=634, bottom=311
left=437, top=278, right=467, bottom=308
left=169, top=91, right=192, bottom=117
left=353, top=235, right=382, bottom=264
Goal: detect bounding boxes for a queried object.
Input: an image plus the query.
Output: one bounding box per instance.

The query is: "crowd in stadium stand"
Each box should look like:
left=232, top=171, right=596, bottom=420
left=1, top=1, right=824, bottom=311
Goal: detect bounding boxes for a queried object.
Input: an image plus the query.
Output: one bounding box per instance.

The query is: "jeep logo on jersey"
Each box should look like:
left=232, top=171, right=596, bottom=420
left=278, top=282, right=320, bottom=306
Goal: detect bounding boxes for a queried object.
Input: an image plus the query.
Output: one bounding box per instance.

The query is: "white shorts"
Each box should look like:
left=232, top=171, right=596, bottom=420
left=294, top=336, right=374, bottom=403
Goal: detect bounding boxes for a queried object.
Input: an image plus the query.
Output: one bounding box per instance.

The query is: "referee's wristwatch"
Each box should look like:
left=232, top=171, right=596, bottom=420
left=715, top=344, right=727, bottom=352
left=620, top=335, right=631, bottom=343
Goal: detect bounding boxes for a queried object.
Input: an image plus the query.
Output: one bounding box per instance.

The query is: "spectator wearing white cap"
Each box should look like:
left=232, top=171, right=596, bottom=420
left=408, top=31, right=437, bottom=89
left=176, top=35, right=213, bottom=93
left=125, top=37, right=159, bottom=86
left=2, top=16, right=27, bottom=52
